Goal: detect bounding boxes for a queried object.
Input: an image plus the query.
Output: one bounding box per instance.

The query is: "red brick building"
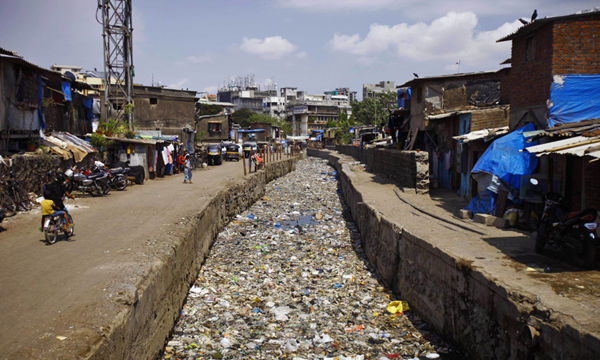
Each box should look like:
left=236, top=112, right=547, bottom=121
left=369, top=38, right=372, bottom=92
left=498, top=10, right=600, bottom=209
left=498, top=10, right=600, bottom=129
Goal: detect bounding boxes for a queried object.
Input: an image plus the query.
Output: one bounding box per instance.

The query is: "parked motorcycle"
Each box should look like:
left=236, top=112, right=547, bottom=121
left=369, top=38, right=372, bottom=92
left=43, top=210, right=74, bottom=245
left=64, top=168, right=109, bottom=197
left=106, top=166, right=129, bottom=191
left=533, top=179, right=599, bottom=267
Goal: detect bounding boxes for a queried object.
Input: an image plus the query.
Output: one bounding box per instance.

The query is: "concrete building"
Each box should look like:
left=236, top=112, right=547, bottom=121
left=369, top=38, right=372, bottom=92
left=325, top=88, right=357, bottom=102
left=263, top=96, right=286, bottom=119
left=133, top=85, right=198, bottom=136
left=363, top=81, right=395, bottom=99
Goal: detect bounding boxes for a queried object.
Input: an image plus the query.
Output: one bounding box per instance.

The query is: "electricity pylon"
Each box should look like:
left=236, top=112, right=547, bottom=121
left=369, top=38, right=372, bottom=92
left=99, top=0, right=134, bottom=129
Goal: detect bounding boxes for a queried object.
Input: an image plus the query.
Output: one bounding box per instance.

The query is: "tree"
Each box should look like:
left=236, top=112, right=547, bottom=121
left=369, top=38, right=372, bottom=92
left=350, top=91, right=396, bottom=126
left=231, top=108, right=293, bottom=137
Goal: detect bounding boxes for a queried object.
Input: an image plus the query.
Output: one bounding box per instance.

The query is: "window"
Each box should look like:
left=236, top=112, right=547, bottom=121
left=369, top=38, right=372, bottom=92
left=526, top=36, right=535, bottom=61
left=149, top=97, right=158, bottom=105
left=208, top=122, right=222, bottom=136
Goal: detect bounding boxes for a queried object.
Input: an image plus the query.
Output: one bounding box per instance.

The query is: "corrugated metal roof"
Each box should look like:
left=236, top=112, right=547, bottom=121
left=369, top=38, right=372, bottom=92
left=398, top=69, right=507, bottom=88
left=453, top=126, right=509, bottom=143
left=524, top=136, right=600, bottom=159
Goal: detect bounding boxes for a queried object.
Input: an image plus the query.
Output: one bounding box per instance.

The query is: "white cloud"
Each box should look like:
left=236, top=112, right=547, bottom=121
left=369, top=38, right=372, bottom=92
left=186, top=55, right=211, bottom=64
left=240, top=36, right=298, bottom=60
left=278, top=0, right=396, bottom=11
left=330, top=12, right=521, bottom=68
left=296, top=51, right=307, bottom=59
left=169, top=78, right=189, bottom=89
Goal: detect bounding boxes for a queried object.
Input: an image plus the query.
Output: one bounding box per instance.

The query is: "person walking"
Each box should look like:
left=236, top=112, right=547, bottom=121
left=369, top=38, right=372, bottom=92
left=183, top=153, right=192, bottom=184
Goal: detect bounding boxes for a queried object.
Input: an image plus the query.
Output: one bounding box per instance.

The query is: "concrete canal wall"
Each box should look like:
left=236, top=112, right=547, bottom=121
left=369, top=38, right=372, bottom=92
left=308, top=148, right=600, bottom=360
left=335, top=145, right=429, bottom=194
left=88, top=156, right=301, bottom=360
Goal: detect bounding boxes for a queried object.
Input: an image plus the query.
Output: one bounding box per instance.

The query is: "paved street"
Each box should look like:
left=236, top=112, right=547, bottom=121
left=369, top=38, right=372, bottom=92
left=0, top=161, right=247, bottom=359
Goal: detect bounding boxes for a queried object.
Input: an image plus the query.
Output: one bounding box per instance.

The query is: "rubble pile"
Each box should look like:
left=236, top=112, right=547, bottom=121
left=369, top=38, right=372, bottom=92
left=164, top=158, right=455, bottom=359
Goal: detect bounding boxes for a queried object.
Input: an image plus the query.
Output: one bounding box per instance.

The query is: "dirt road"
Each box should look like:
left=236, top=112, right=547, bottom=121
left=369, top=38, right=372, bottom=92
left=0, top=161, right=246, bottom=359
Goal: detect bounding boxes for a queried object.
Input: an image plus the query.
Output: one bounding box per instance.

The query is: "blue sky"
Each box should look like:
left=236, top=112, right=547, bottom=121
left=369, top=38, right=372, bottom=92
left=1, top=0, right=598, bottom=98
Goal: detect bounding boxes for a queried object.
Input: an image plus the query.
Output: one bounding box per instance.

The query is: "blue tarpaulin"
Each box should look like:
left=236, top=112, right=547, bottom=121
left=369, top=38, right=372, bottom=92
left=37, top=75, right=46, bottom=129
left=471, top=123, right=538, bottom=192
left=82, top=97, right=93, bottom=127
left=61, top=81, right=72, bottom=102
left=548, top=74, right=600, bottom=128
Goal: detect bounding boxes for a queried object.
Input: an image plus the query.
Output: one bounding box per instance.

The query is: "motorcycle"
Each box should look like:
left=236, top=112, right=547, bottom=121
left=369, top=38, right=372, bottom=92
left=106, top=166, right=129, bottom=191
left=43, top=210, right=74, bottom=245
left=64, top=168, right=110, bottom=197
left=533, top=179, right=599, bottom=267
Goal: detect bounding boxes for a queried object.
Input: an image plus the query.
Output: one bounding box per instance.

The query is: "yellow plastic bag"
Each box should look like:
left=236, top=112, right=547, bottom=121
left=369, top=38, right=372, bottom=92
left=387, top=301, right=410, bottom=314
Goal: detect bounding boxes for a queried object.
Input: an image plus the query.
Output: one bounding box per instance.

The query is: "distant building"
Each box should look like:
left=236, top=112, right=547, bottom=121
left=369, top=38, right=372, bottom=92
left=133, top=85, right=198, bottom=136
left=263, top=96, right=286, bottom=119
left=362, top=81, right=395, bottom=99
left=325, top=87, right=357, bottom=102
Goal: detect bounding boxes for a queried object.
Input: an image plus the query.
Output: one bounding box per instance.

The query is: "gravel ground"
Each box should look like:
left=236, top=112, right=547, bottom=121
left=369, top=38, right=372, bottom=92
left=163, top=158, right=457, bottom=360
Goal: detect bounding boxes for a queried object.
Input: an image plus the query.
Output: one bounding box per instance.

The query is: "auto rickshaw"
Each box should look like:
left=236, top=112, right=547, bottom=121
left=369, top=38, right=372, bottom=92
left=225, top=144, right=240, bottom=161
left=206, top=144, right=223, bottom=165
left=242, top=142, right=257, bottom=158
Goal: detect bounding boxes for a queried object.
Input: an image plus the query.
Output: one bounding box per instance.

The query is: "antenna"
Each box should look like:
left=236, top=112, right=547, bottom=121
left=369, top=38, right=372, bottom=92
left=100, top=0, right=134, bottom=129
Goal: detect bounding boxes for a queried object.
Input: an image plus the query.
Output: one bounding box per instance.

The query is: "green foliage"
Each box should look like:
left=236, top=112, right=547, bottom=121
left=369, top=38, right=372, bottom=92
left=350, top=91, right=396, bottom=126
left=231, top=108, right=293, bottom=137
left=335, top=109, right=354, bottom=144
left=90, top=133, right=113, bottom=149
left=97, top=118, right=126, bottom=135
left=123, top=103, right=134, bottom=115
left=197, top=104, right=223, bottom=116
left=231, top=108, right=255, bottom=127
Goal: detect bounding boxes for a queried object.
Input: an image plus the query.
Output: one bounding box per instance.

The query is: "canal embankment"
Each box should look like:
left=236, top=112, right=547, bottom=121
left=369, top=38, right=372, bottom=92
left=308, top=147, right=600, bottom=359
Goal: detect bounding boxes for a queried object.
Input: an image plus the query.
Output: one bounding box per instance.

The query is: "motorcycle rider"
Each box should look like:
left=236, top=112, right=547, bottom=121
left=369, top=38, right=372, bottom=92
left=42, top=171, right=73, bottom=229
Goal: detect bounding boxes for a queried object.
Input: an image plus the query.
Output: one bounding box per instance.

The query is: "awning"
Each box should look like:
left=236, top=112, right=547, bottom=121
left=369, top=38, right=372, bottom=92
left=42, top=132, right=96, bottom=162
left=453, top=126, right=509, bottom=143
left=524, top=136, right=600, bottom=159
left=427, top=112, right=457, bottom=121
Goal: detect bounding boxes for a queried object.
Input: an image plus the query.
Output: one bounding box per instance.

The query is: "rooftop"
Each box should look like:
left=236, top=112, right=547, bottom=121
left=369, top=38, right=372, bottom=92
left=497, top=8, right=600, bottom=42
left=398, top=69, right=508, bottom=88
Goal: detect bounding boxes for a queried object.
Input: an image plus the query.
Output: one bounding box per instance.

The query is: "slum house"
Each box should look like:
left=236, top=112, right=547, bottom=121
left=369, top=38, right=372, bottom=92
left=133, top=85, right=198, bottom=137
left=398, top=70, right=510, bottom=195
left=498, top=9, right=600, bottom=210
left=197, top=114, right=230, bottom=143
left=249, top=122, right=281, bottom=143
left=0, top=48, right=93, bottom=154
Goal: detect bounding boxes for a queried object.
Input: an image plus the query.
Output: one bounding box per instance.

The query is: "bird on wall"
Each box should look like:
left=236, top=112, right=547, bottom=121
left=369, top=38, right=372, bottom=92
left=413, top=73, right=419, bottom=78
left=531, top=9, right=538, bottom=21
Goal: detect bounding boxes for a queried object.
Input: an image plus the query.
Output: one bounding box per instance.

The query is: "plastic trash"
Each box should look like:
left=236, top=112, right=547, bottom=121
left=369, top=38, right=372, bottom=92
left=162, top=158, right=457, bottom=359
left=387, top=301, right=410, bottom=314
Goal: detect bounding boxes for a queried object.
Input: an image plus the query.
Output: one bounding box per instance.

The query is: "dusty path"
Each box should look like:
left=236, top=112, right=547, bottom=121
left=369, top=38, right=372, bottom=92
left=0, top=161, right=247, bottom=359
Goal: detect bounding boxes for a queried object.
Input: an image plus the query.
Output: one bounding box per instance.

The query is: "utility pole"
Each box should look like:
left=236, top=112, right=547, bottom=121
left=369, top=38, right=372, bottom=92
left=99, top=0, right=134, bottom=129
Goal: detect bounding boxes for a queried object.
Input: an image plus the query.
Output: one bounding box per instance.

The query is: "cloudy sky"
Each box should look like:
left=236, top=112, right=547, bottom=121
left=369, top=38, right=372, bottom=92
left=1, top=0, right=597, bottom=98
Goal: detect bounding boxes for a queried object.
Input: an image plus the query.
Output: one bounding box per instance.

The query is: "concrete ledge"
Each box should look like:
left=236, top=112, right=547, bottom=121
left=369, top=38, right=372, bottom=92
left=87, top=157, right=300, bottom=360
left=308, top=148, right=600, bottom=360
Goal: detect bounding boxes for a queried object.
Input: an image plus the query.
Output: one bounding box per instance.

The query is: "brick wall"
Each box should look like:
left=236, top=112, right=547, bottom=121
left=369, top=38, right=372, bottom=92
left=505, top=24, right=554, bottom=108
left=470, top=107, right=510, bottom=131
left=552, top=18, right=600, bottom=74
left=335, top=145, right=429, bottom=193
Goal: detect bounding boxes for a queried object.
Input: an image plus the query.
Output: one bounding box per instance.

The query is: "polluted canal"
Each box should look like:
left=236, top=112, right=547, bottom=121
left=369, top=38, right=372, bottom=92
left=163, top=158, right=457, bottom=360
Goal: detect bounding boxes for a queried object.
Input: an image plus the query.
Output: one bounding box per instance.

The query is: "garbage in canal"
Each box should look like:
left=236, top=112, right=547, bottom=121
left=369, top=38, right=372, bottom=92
left=387, top=301, right=410, bottom=315
left=163, top=158, right=457, bottom=359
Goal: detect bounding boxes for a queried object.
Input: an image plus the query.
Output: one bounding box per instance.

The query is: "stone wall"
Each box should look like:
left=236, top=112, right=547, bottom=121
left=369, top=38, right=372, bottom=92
left=1, top=152, right=99, bottom=197
left=88, top=155, right=301, bottom=360
left=310, top=149, right=600, bottom=360
left=335, top=145, right=429, bottom=194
